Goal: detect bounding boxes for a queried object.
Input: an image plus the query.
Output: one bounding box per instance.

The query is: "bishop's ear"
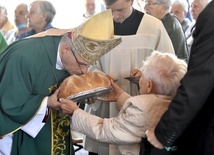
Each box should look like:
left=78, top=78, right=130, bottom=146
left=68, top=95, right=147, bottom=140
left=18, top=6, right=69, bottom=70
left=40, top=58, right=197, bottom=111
left=61, top=43, right=70, bottom=54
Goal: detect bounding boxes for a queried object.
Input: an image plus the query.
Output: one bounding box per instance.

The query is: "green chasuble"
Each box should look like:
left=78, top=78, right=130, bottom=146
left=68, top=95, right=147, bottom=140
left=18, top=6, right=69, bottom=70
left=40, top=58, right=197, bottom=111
left=0, top=36, right=74, bottom=155
left=0, top=32, right=8, bottom=54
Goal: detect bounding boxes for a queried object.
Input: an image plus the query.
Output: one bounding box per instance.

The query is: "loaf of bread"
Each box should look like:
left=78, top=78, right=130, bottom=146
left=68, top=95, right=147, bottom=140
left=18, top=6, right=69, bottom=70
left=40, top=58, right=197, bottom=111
left=59, top=72, right=111, bottom=98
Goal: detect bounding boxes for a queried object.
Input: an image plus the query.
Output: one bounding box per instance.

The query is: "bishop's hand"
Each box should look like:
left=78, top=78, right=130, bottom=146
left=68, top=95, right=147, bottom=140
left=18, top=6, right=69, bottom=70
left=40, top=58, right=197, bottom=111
left=47, top=88, right=61, bottom=110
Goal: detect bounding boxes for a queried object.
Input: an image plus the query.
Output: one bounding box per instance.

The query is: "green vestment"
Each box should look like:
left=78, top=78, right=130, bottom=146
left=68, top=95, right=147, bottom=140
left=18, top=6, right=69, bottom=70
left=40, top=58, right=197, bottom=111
left=0, top=32, right=8, bottom=54
left=0, top=36, right=74, bottom=155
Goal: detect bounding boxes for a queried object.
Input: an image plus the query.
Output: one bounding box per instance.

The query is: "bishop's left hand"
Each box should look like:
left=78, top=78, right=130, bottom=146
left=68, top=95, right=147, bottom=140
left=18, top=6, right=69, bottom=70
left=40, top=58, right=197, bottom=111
left=47, top=88, right=61, bottom=110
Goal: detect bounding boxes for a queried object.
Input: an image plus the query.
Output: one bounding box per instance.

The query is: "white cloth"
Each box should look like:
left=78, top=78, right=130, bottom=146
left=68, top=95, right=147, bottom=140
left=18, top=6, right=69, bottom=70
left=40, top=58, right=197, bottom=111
left=0, top=134, right=13, bottom=155
left=4, top=29, right=17, bottom=45
left=83, top=14, right=175, bottom=155
left=21, top=98, right=47, bottom=138
left=56, top=47, right=64, bottom=70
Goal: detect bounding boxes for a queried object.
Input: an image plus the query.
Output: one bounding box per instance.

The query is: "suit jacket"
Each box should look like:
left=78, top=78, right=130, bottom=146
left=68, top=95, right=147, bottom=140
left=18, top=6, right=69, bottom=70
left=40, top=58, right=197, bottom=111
left=161, top=13, right=189, bottom=61
left=155, top=1, right=214, bottom=155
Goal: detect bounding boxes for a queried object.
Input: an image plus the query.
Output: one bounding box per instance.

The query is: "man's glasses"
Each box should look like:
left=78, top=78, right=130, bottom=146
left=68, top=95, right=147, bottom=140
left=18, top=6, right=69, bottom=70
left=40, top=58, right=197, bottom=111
left=69, top=41, right=92, bottom=74
left=145, top=1, right=159, bottom=6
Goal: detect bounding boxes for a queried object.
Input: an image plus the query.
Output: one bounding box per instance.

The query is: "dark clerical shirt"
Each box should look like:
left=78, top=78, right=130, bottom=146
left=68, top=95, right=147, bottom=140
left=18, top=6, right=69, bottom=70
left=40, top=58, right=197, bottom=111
left=114, top=8, right=144, bottom=35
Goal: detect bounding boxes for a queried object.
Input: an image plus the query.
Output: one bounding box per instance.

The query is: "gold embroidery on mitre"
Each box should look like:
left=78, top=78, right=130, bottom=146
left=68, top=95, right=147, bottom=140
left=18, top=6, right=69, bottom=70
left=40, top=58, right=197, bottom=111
left=74, top=35, right=122, bottom=63
left=85, top=41, right=100, bottom=52
left=52, top=110, right=70, bottom=155
left=68, top=9, right=122, bottom=63
left=71, top=23, right=84, bottom=42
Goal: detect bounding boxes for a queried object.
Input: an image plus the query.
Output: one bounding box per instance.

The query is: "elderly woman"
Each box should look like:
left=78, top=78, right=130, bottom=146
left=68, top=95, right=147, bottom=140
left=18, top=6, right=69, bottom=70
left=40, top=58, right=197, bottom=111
left=171, top=0, right=192, bottom=33
left=17, top=0, right=56, bottom=40
left=144, top=0, right=189, bottom=61
left=190, top=0, right=211, bottom=21
left=60, top=51, right=187, bottom=155
left=185, top=0, right=211, bottom=52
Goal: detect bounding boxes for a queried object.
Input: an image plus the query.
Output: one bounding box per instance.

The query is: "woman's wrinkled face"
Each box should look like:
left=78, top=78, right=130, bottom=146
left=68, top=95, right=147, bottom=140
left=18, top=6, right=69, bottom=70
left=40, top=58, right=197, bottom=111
left=26, top=2, right=46, bottom=30
left=171, top=3, right=186, bottom=22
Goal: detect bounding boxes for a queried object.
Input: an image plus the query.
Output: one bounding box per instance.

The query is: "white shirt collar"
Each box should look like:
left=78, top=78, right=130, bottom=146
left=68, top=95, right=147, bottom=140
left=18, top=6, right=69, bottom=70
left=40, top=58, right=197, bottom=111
left=56, top=47, right=64, bottom=70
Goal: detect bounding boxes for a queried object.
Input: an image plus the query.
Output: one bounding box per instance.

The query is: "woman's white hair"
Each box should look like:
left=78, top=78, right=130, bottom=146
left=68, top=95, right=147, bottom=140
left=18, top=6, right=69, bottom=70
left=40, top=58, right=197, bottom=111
left=31, top=0, right=56, bottom=23
left=173, top=0, right=189, bottom=13
left=190, top=0, right=211, bottom=8
left=141, top=51, right=187, bottom=96
left=157, top=0, right=173, bottom=11
left=200, top=0, right=211, bottom=8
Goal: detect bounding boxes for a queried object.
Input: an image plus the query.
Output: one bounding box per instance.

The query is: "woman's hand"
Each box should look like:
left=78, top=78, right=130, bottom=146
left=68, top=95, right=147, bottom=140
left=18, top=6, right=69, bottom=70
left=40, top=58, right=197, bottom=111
left=98, top=79, right=123, bottom=102
left=130, top=68, right=142, bottom=78
left=60, top=98, right=80, bottom=115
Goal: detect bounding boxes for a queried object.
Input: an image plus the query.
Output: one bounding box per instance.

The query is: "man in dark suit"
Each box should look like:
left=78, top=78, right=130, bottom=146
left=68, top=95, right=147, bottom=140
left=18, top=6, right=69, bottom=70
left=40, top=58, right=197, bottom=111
left=145, top=1, right=214, bottom=155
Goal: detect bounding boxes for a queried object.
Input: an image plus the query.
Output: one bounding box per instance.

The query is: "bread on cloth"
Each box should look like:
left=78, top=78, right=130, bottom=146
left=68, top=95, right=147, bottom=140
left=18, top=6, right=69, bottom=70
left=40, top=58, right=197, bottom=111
left=59, top=72, right=111, bottom=98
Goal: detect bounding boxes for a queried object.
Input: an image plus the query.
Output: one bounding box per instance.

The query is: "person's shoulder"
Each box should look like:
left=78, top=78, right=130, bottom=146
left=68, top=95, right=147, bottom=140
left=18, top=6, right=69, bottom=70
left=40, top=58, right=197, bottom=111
left=136, top=13, right=167, bottom=34
left=203, top=0, right=214, bottom=12
left=45, top=23, right=54, bottom=31
left=133, top=8, right=144, bottom=16
left=9, top=36, right=47, bottom=53
left=182, top=18, right=192, bottom=32
left=163, top=14, right=183, bottom=30
left=132, top=94, right=171, bottom=101
left=128, top=8, right=144, bottom=23
left=143, top=13, right=162, bottom=23
left=197, top=1, right=214, bottom=22
left=183, top=18, right=192, bottom=25
left=18, top=30, right=34, bottom=40
left=127, top=95, right=170, bottom=113
left=162, top=13, right=176, bottom=23
left=5, top=29, right=16, bottom=35
left=129, top=94, right=156, bottom=105
left=139, top=13, right=163, bottom=29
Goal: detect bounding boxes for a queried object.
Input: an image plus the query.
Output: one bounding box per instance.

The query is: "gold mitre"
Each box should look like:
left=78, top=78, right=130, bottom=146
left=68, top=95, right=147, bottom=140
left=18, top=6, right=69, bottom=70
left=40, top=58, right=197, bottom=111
left=69, top=9, right=121, bottom=63
left=28, top=9, right=121, bottom=63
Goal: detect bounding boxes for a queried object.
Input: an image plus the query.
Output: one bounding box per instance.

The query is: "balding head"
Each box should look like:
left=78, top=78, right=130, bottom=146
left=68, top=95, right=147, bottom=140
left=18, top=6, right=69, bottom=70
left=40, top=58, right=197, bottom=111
left=14, top=3, right=28, bottom=27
